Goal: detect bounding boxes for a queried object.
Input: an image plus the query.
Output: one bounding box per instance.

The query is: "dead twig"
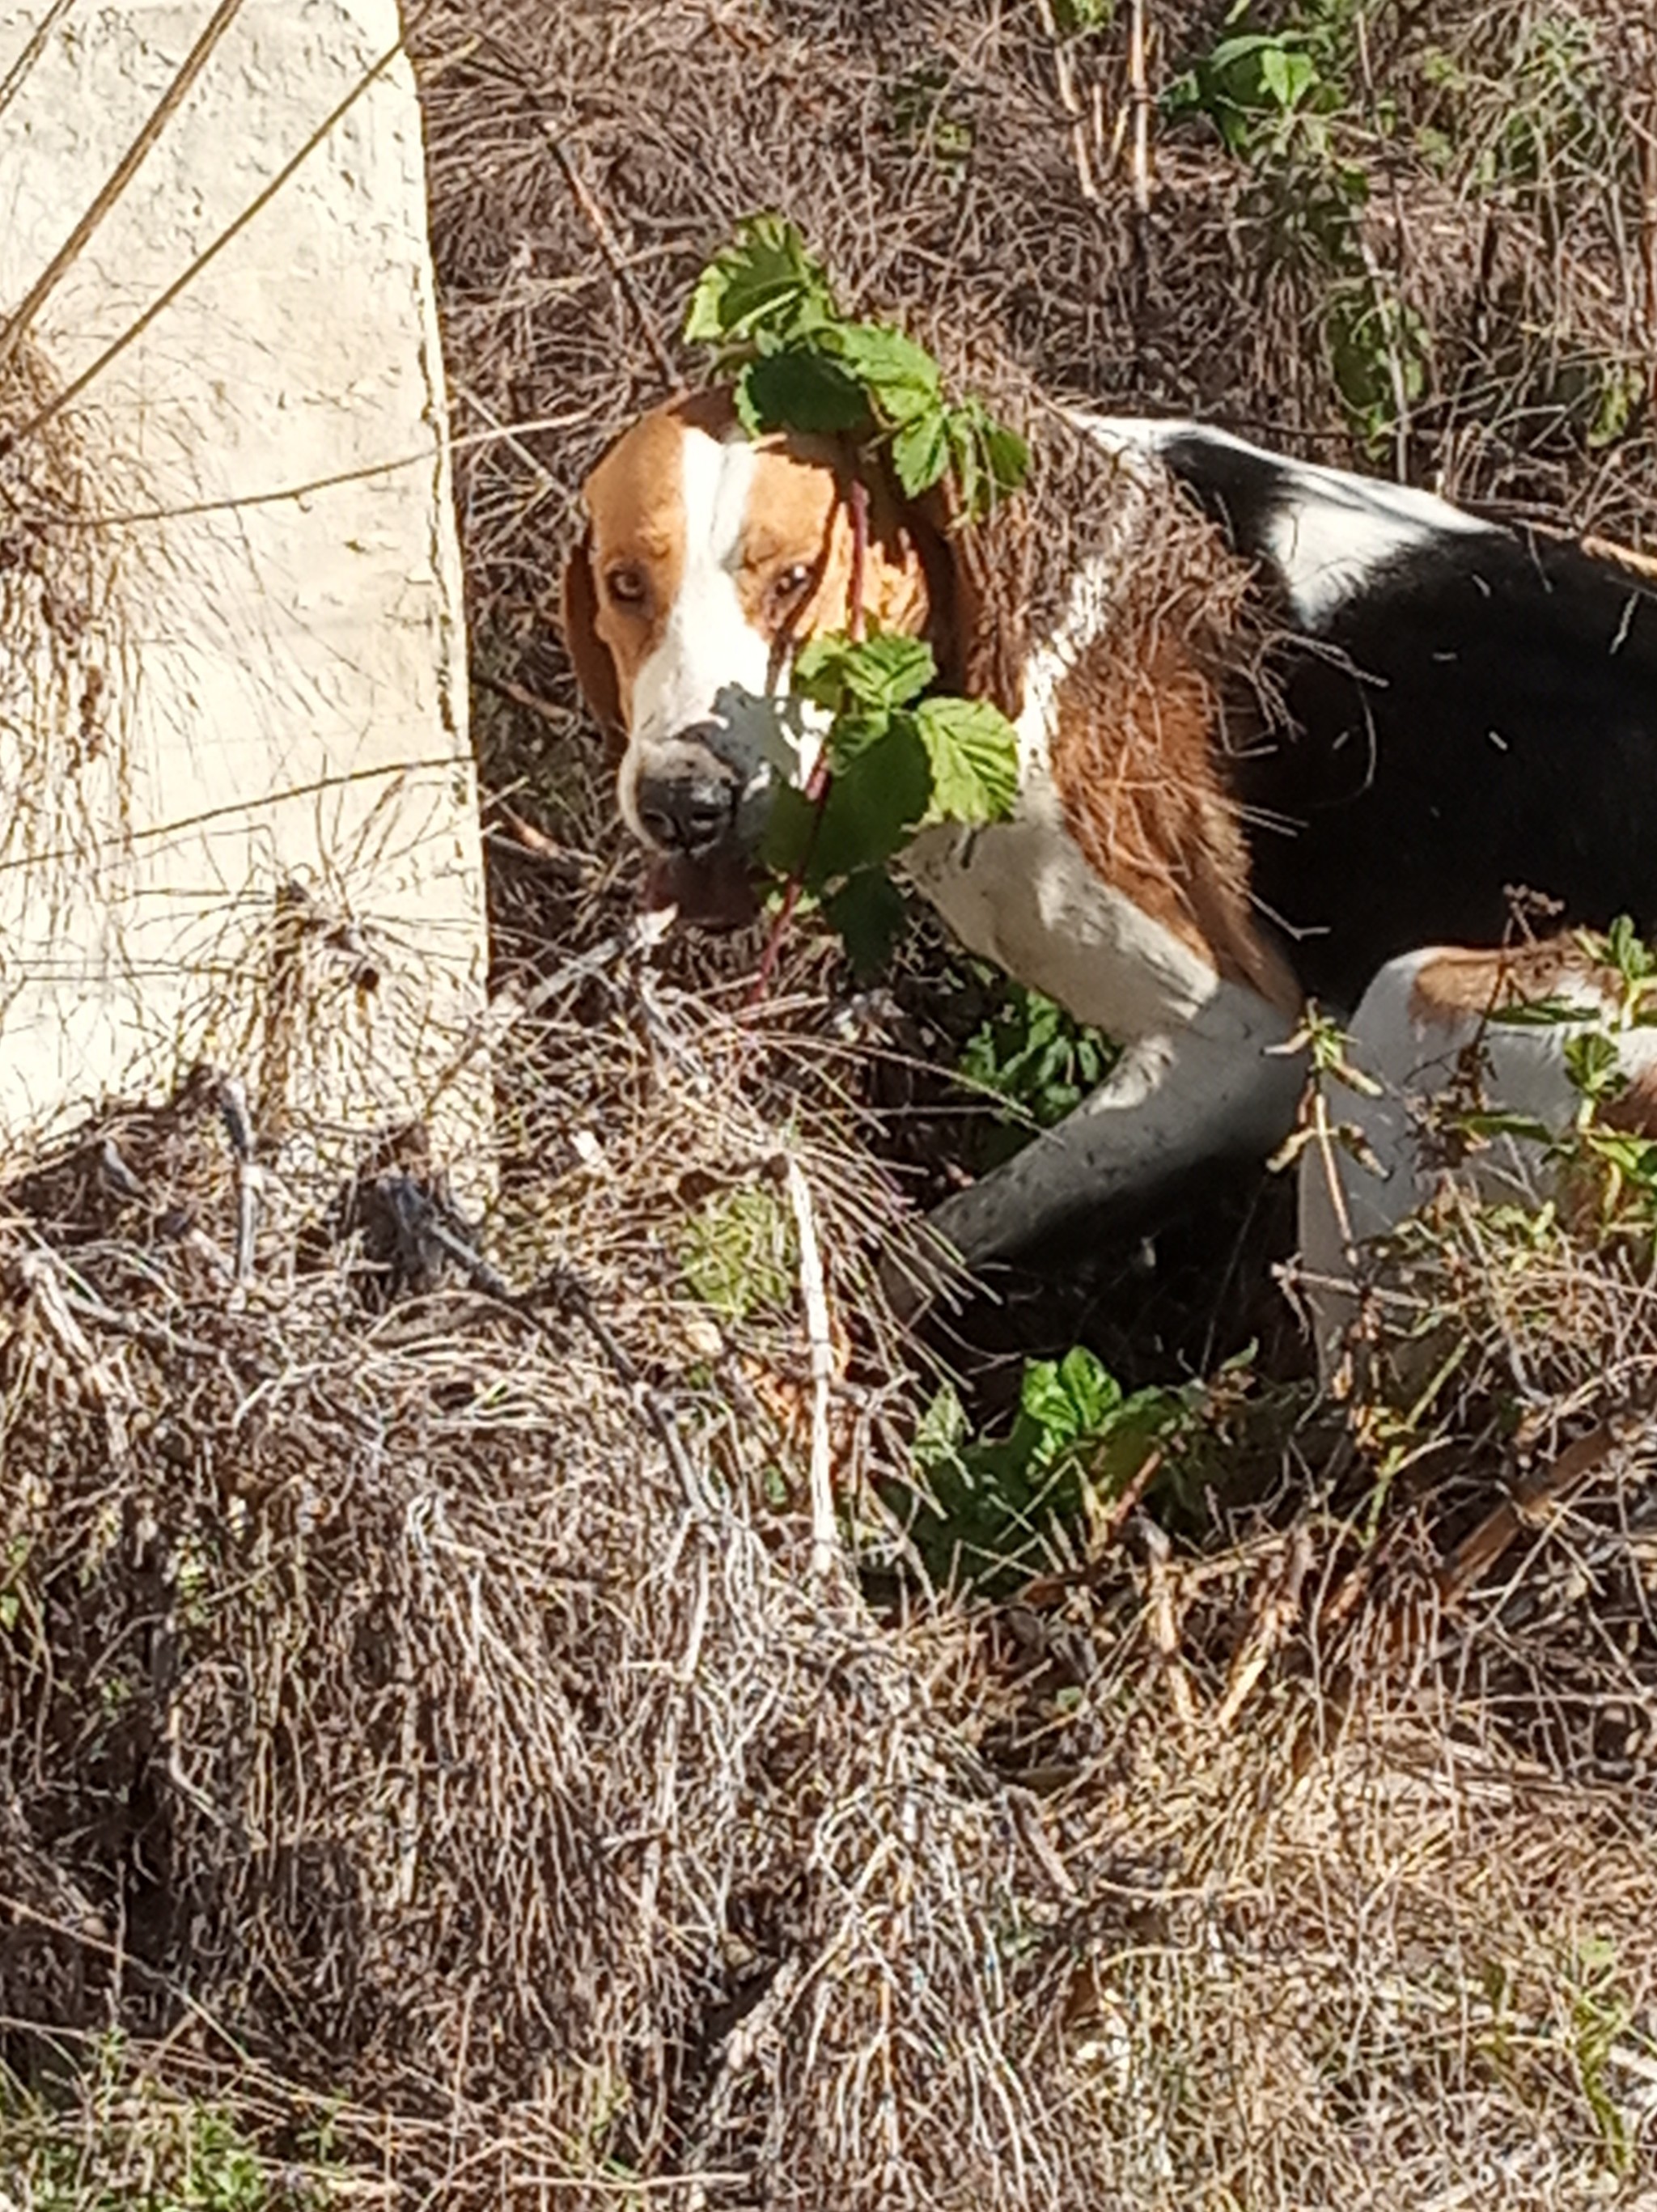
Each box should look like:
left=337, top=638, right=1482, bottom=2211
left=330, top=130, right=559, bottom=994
left=216, top=1076, right=261, bottom=1290
left=371, top=1172, right=723, bottom=1525
left=785, top=1159, right=839, bottom=1582
left=1214, top=1526, right=1312, bottom=1730
left=1127, top=0, right=1153, bottom=221
left=1019, top=1443, right=1164, bottom=1602
left=1137, top=1512, right=1197, bottom=1729
left=473, top=669, right=575, bottom=731
left=469, top=32, right=684, bottom=396
left=1435, top=1417, right=1632, bottom=1605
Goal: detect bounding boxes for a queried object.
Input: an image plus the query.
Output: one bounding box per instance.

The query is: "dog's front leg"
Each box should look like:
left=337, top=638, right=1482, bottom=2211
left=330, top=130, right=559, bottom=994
left=888, top=1004, right=1307, bottom=1307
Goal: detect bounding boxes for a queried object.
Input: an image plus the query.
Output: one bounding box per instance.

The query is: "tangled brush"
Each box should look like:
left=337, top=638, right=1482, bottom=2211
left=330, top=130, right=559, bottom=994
left=0, top=904, right=1116, bottom=2209
left=2, top=876, right=1655, bottom=2207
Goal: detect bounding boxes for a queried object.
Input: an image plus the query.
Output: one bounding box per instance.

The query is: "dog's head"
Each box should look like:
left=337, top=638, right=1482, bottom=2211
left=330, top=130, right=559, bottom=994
left=561, top=388, right=945, bottom=919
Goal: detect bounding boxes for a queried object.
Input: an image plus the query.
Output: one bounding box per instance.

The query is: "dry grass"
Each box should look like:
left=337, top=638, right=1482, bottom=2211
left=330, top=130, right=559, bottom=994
left=1, top=867, right=1655, bottom=2207
left=0, top=343, right=132, bottom=898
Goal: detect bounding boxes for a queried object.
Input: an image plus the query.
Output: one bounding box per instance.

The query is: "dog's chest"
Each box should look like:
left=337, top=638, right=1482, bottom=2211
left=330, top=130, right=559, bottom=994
left=903, top=773, right=1223, bottom=1041
left=903, top=598, right=1231, bottom=1041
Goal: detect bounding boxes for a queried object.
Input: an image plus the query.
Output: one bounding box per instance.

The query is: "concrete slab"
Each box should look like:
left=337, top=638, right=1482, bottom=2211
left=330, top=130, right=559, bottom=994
left=0, top=0, right=489, bottom=1194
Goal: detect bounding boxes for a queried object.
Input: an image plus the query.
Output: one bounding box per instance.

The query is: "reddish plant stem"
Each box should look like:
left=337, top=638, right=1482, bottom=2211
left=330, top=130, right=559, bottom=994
left=749, top=478, right=869, bottom=1002
left=845, top=477, right=870, bottom=645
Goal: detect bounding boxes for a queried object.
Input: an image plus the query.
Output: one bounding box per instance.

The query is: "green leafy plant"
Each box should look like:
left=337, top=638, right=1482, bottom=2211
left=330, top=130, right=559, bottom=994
left=906, top=1345, right=1197, bottom=1592
left=888, top=65, right=976, bottom=176
left=678, top=1182, right=797, bottom=1322
left=684, top=218, right=1029, bottom=976
left=1336, top=921, right=1657, bottom=1265
left=1053, top=0, right=1115, bottom=31
left=1469, top=921, right=1657, bottom=1236
left=0, top=2038, right=333, bottom=2209
left=1566, top=1934, right=1636, bottom=2178
left=685, top=215, right=1028, bottom=518
left=758, top=629, right=1022, bottom=974
left=1269, top=997, right=1384, bottom=1184
left=1421, top=14, right=1622, bottom=204
left=1163, top=19, right=1332, bottom=160
left=1163, top=0, right=1427, bottom=451
left=956, top=979, right=1118, bottom=1166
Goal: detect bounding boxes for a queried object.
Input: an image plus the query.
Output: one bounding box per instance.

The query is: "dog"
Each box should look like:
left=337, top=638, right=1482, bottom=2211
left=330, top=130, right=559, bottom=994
left=560, top=384, right=1657, bottom=1310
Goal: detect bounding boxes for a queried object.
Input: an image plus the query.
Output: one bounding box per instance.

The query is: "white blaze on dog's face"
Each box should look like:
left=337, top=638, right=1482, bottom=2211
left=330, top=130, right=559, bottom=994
left=563, top=388, right=935, bottom=880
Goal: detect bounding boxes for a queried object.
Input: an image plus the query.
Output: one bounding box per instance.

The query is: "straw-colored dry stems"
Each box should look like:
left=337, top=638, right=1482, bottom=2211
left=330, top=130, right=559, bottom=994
left=786, top=1156, right=840, bottom=1583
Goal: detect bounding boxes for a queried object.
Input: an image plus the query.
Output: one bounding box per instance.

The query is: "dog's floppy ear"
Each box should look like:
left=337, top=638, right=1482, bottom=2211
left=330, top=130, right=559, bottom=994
left=559, top=523, right=625, bottom=752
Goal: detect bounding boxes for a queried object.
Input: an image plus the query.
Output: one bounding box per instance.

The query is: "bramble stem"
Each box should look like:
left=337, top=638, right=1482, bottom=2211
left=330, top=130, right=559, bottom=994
left=846, top=478, right=869, bottom=644
left=749, top=477, right=869, bottom=1002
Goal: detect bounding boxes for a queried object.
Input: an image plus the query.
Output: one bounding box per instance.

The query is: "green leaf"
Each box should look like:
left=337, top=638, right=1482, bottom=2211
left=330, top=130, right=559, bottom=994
left=823, top=706, right=894, bottom=762
left=1257, top=43, right=1315, bottom=108
left=915, top=694, right=1020, bottom=824
left=1053, top=0, right=1114, bottom=32
left=760, top=720, right=933, bottom=888
left=1585, top=1129, right=1657, bottom=1176
left=831, top=322, right=943, bottom=423
left=944, top=399, right=1030, bottom=519
left=1458, top=1111, right=1557, bottom=1146
left=1208, top=32, right=1278, bottom=67
left=1161, top=68, right=1196, bottom=114
left=1487, top=994, right=1595, bottom=1029
left=794, top=631, right=937, bottom=715
left=758, top=782, right=822, bottom=882
left=913, top=1382, right=968, bottom=1469
left=951, top=426, right=984, bottom=521
left=842, top=634, right=937, bottom=710
left=981, top=420, right=1032, bottom=503
left=823, top=868, right=910, bottom=977
left=890, top=409, right=953, bottom=498
left=1604, top=914, right=1655, bottom=982
left=737, top=348, right=871, bottom=436
left=687, top=221, right=1030, bottom=532
left=808, top=722, right=934, bottom=886
left=683, top=214, right=838, bottom=345
left=1587, top=373, right=1634, bottom=451
left=1020, top=1346, right=1122, bottom=1448
left=1565, top=1030, right=1625, bottom=1100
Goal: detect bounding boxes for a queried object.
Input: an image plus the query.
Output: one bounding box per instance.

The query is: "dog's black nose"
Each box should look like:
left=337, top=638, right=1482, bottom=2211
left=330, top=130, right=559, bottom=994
left=635, top=772, right=735, bottom=857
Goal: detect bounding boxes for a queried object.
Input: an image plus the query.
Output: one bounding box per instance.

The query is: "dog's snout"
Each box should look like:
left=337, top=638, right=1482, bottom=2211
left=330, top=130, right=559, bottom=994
left=634, top=762, right=737, bottom=858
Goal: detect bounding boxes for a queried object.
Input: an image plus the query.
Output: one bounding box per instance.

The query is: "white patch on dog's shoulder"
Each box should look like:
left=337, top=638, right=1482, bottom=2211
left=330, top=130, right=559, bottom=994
left=905, top=785, right=1256, bottom=1044
left=1260, top=468, right=1492, bottom=629
left=1066, top=412, right=1499, bottom=631
left=1062, top=410, right=1196, bottom=470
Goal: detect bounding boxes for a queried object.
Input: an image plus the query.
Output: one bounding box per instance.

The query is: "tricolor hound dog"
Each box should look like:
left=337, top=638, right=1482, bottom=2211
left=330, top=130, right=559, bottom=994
left=560, top=387, right=1657, bottom=1317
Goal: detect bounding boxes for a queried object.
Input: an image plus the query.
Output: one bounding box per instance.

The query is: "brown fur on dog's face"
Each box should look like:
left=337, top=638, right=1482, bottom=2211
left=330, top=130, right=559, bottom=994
left=561, top=388, right=934, bottom=862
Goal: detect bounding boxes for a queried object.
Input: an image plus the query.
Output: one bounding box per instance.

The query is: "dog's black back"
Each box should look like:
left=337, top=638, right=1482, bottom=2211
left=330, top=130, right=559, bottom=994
left=1154, top=426, right=1657, bottom=1010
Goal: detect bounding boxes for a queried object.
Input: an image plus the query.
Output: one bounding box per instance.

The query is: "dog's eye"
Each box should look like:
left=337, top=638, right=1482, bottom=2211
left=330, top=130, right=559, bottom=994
left=605, top=566, right=647, bottom=608
left=769, top=563, right=814, bottom=620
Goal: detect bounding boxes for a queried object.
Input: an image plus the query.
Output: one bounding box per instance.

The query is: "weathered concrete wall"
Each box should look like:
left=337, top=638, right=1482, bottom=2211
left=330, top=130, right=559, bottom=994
left=0, top=0, right=488, bottom=1188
